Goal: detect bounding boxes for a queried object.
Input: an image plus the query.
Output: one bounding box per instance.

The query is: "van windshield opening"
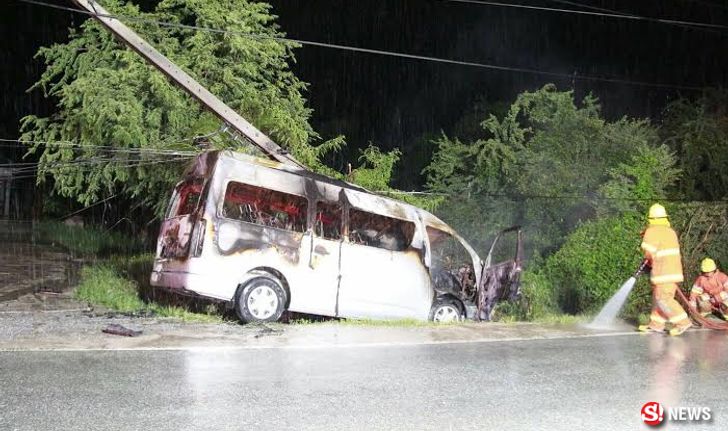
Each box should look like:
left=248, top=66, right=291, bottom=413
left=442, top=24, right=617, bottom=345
left=166, top=179, right=204, bottom=219
left=427, top=227, right=476, bottom=297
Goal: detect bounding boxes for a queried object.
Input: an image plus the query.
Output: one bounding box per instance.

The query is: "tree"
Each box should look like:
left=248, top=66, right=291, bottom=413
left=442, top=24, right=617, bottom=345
left=661, top=91, right=728, bottom=201
left=20, top=0, right=352, bottom=217
left=424, top=84, right=671, bottom=258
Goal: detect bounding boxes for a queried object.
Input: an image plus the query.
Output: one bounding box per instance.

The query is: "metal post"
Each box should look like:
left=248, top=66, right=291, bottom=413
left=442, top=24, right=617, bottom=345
left=70, top=0, right=305, bottom=169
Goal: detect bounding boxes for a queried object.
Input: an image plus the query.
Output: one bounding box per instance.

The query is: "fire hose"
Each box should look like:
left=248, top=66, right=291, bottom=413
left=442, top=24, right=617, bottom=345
left=635, top=260, right=728, bottom=331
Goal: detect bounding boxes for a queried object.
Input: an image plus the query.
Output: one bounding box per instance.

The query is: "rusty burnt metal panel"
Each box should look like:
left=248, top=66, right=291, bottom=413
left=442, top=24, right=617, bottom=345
left=475, top=227, right=524, bottom=321
left=184, top=151, right=219, bottom=179
left=159, top=216, right=194, bottom=258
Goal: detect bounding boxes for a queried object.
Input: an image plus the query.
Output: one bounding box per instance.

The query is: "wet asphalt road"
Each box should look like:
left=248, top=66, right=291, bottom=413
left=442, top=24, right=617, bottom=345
left=1, top=331, right=727, bottom=431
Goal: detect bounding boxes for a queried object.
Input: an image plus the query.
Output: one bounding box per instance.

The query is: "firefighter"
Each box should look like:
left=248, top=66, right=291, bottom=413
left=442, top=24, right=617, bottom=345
left=638, top=204, right=692, bottom=336
left=689, top=258, right=728, bottom=319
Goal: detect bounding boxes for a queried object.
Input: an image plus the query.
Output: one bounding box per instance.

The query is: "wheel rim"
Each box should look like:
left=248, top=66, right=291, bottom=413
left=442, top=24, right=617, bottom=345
left=433, top=304, right=461, bottom=322
left=247, top=284, right=279, bottom=320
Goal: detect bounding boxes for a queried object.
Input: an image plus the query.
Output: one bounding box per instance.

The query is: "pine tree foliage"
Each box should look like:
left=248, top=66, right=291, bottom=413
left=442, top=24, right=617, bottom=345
left=424, top=84, right=676, bottom=257
left=20, top=0, right=357, bottom=216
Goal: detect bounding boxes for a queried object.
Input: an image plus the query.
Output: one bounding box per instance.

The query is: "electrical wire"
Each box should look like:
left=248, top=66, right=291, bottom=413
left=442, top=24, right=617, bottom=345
left=546, top=0, right=628, bottom=15
left=57, top=193, right=119, bottom=220
left=442, top=0, right=728, bottom=30
left=14, top=0, right=711, bottom=91
left=8, top=154, right=192, bottom=176
left=0, top=138, right=198, bottom=156
left=375, top=188, right=709, bottom=203
left=7, top=157, right=191, bottom=181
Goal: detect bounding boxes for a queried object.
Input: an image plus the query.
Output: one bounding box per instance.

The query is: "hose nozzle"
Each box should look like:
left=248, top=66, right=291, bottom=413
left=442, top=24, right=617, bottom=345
left=633, top=259, right=651, bottom=278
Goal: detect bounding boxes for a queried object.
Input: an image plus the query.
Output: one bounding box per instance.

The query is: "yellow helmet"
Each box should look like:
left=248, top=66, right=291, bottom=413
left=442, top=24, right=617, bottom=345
left=701, top=258, right=717, bottom=273
left=648, top=203, right=668, bottom=219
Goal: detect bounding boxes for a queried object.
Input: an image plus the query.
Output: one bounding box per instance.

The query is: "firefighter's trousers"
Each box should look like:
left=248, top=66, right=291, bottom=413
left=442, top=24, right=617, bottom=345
left=647, top=283, right=691, bottom=331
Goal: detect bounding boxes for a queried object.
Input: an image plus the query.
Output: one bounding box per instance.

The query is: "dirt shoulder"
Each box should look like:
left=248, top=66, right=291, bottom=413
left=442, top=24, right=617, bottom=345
left=0, top=304, right=637, bottom=351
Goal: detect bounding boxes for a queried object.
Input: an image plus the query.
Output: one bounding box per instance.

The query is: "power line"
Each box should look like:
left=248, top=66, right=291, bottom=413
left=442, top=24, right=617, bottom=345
left=0, top=138, right=198, bottom=156
left=15, top=0, right=710, bottom=91
left=442, top=0, right=728, bottom=30
left=7, top=157, right=191, bottom=182
left=546, top=0, right=628, bottom=15
left=377, top=188, right=703, bottom=203
left=547, top=0, right=720, bottom=34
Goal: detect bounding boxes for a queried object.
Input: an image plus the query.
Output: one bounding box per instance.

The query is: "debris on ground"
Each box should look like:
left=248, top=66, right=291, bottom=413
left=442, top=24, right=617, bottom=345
left=253, top=323, right=283, bottom=338
left=102, top=324, right=143, bottom=337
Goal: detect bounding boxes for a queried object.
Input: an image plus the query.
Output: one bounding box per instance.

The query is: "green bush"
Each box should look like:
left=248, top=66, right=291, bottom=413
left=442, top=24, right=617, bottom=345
left=542, top=213, right=644, bottom=315
left=520, top=271, right=559, bottom=319
left=529, top=202, right=728, bottom=321
left=670, top=202, right=728, bottom=285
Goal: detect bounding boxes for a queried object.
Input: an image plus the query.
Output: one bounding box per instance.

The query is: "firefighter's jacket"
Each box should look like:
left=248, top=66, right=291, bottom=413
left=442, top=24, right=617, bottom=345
left=641, top=225, right=684, bottom=285
left=690, top=270, right=728, bottom=304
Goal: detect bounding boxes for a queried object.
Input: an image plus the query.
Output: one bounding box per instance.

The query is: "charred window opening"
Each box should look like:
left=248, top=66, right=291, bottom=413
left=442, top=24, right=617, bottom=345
left=222, top=182, right=308, bottom=233
left=348, top=209, right=415, bottom=251
left=166, top=179, right=203, bottom=219
left=315, top=202, right=342, bottom=240
left=427, top=227, right=475, bottom=298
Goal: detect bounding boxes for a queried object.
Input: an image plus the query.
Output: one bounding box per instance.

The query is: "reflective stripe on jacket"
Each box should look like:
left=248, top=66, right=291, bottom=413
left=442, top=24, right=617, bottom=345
left=641, top=225, right=684, bottom=284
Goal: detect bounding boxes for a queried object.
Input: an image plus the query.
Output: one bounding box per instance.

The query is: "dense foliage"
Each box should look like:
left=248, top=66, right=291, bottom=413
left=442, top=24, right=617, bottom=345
left=661, top=92, right=728, bottom=201
left=425, top=84, right=728, bottom=321
left=424, top=84, right=671, bottom=258
left=21, top=0, right=400, bottom=217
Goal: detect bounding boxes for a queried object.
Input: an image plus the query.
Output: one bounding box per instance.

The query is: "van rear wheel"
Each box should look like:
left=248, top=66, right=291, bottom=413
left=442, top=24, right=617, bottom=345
left=429, top=298, right=464, bottom=323
left=236, top=277, right=286, bottom=323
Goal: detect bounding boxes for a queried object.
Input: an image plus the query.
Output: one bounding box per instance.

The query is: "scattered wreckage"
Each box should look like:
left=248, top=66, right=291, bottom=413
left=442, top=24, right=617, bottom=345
left=71, top=0, right=523, bottom=323
left=150, top=151, right=523, bottom=323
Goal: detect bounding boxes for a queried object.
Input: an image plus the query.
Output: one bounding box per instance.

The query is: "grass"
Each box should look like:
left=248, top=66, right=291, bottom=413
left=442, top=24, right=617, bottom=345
left=530, top=313, right=590, bottom=325
left=75, top=266, right=145, bottom=313
left=34, top=220, right=144, bottom=257
left=74, top=264, right=223, bottom=323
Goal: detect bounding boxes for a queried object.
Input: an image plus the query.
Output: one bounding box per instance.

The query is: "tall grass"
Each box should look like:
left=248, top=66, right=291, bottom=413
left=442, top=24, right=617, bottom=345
left=33, top=220, right=144, bottom=257
left=74, top=264, right=222, bottom=323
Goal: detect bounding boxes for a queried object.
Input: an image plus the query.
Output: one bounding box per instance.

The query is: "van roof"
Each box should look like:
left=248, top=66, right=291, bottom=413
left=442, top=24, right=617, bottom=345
left=214, top=150, right=455, bottom=234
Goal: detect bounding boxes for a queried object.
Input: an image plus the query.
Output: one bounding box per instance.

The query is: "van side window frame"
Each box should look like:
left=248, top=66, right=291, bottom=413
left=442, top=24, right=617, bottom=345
left=346, top=207, right=415, bottom=252
left=217, top=179, right=310, bottom=234
left=314, top=200, right=344, bottom=241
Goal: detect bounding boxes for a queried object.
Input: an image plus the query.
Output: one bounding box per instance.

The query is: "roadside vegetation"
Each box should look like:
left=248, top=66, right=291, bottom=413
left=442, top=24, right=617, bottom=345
left=32, top=221, right=222, bottom=323
left=18, top=1, right=728, bottom=325
left=33, top=221, right=144, bottom=257
left=426, top=85, right=728, bottom=323
left=74, top=264, right=223, bottom=323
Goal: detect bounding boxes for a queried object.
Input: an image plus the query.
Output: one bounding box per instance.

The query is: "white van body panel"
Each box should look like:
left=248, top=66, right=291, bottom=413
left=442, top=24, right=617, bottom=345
left=151, top=151, right=483, bottom=321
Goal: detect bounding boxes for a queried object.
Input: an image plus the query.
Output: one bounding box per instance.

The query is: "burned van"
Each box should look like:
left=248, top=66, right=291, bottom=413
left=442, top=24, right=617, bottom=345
left=151, top=150, right=522, bottom=323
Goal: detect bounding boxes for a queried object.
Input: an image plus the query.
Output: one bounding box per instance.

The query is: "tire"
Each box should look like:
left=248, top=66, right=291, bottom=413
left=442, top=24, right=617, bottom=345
left=235, top=277, right=287, bottom=323
left=429, top=298, right=464, bottom=323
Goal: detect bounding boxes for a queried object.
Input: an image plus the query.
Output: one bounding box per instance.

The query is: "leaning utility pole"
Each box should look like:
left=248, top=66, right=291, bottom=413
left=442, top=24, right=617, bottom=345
left=69, top=0, right=305, bottom=169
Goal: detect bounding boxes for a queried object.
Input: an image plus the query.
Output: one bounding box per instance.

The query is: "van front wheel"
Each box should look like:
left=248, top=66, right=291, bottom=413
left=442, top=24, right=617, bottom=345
left=429, top=298, right=464, bottom=323
left=236, top=277, right=286, bottom=323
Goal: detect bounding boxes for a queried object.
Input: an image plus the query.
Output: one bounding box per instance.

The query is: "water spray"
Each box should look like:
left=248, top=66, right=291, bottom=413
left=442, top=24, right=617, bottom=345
left=588, top=260, right=649, bottom=329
